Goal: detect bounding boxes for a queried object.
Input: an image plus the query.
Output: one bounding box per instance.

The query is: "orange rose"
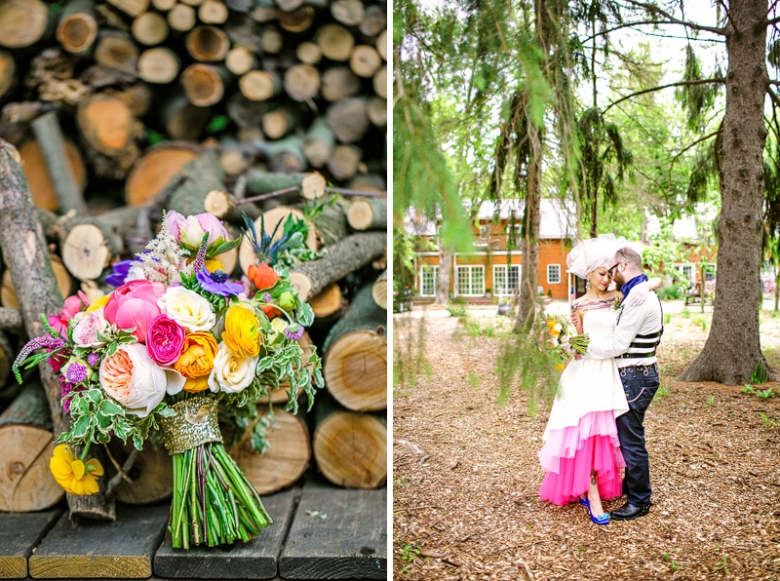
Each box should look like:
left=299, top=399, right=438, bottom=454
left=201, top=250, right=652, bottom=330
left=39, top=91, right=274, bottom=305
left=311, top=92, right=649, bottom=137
left=248, top=263, right=279, bottom=290
left=174, top=332, right=218, bottom=393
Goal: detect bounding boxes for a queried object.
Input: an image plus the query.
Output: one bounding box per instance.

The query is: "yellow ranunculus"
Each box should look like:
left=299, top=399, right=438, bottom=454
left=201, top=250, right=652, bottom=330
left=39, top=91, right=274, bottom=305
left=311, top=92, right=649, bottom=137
left=174, top=332, right=219, bottom=393
left=50, top=444, right=104, bottom=495
left=85, top=294, right=110, bottom=313
left=549, top=329, right=560, bottom=337
left=222, top=304, right=261, bottom=358
left=546, top=318, right=556, bottom=328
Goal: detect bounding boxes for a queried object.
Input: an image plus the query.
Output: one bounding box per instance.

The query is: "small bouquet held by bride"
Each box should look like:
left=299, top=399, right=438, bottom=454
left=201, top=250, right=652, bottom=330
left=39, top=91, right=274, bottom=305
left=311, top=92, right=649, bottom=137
left=542, top=314, right=590, bottom=370
left=12, top=210, right=323, bottom=549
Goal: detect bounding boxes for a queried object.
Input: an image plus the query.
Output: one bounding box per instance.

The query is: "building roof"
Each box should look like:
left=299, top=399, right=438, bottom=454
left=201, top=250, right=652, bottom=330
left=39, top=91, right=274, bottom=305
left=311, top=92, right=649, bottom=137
left=404, top=199, right=577, bottom=239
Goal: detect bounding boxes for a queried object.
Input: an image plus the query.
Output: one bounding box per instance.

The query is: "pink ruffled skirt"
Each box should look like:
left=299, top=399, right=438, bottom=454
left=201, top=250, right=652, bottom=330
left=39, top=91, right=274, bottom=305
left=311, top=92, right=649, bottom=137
left=538, top=411, right=625, bottom=506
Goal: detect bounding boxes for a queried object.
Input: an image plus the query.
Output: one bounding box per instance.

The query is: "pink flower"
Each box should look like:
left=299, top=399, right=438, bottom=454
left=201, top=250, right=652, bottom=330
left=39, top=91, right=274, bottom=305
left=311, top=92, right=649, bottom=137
left=49, top=291, right=90, bottom=335
left=103, top=280, right=166, bottom=343
left=146, top=315, right=186, bottom=366
left=72, top=309, right=108, bottom=348
left=166, top=211, right=228, bottom=249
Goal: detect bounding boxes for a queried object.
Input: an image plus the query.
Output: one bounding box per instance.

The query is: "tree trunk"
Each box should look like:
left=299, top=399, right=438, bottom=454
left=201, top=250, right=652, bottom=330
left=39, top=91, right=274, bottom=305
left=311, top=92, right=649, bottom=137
left=434, top=245, right=452, bottom=306
left=679, top=0, right=769, bottom=384
left=0, top=139, right=114, bottom=520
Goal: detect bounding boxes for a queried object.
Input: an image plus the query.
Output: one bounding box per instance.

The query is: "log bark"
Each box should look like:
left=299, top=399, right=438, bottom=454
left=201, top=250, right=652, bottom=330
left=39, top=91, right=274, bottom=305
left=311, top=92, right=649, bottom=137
left=94, top=31, right=139, bottom=73
left=226, top=92, right=268, bottom=128
left=296, top=41, right=321, bottom=65
left=231, top=408, right=310, bottom=494
left=371, top=269, right=386, bottom=310
left=0, top=0, right=49, bottom=48
left=283, top=64, right=320, bottom=102
left=131, top=11, right=169, bottom=45
left=165, top=147, right=226, bottom=216
left=302, top=117, right=334, bottom=168
left=125, top=141, right=200, bottom=206
left=0, top=308, right=23, bottom=334
left=138, top=46, right=180, bottom=83
left=0, top=382, right=64, bottom=512
left=316, top=23, right=354, bottom=61
left=311, top=197, right=348, bottom=247
left=185, top=25, right=230, bottom=61
left=181, top=63, right=230, bottom=106
left=321, top=66, right=361, bottom=102
left=289, top=232, right=385, bottom=301
left=255, top=134, right=306, bottom=173
left=56, top=0, right=98, bottom=53
left=0, top=139, right=114, bottom=520
left=327, top=97, right=369, bottom=144
left=348, top=172, right=385, bottom=193
left=312, top=392, right=386, bottom=488
left=167, top=2, right=196, bottom=30
left=18, top=137, right=87, bottom=212
left=245, top=168, right=326, bottom=199
left=2, top=255, right=73, bottom=310
left=346, top=197, right=386, bottom=231
left=321, top=282, right=386, bottom=411
left=31, top=111, right=88, bottom=215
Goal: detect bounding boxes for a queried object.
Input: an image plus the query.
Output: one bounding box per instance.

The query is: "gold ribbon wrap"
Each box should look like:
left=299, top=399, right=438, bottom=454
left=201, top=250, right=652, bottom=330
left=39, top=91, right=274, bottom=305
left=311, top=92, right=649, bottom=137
left=160, top=397, right=223, bottom=455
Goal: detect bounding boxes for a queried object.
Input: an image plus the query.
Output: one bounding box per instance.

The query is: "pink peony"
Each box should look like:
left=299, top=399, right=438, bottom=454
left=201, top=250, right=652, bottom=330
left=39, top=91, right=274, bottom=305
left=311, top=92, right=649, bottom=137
left=72, top=308, right=108, bottom=348
left=166, top=211, right=228, bottom=248
left=103, top=280, right=166, bottom=343
left=49, top=291, right=90, bottom=335
left=146, top=315, right=186, bottom=366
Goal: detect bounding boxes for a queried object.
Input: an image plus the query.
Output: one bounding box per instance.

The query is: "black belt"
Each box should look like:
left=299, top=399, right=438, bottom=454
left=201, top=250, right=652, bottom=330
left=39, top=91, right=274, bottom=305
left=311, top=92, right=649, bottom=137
left=618, top=351, right=656, bottom=359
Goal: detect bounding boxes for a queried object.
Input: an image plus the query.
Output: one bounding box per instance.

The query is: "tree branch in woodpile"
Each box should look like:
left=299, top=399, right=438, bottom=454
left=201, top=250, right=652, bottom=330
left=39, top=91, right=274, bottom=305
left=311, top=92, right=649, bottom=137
left=0, top=307, right=23, bottom=333
left=0, top=138, right=115, bottom=521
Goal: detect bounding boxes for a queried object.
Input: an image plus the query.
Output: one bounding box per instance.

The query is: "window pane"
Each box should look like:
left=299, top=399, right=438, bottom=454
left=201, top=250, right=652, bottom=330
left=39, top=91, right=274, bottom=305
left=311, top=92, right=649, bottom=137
left=547, top=264, right=560, bottom=284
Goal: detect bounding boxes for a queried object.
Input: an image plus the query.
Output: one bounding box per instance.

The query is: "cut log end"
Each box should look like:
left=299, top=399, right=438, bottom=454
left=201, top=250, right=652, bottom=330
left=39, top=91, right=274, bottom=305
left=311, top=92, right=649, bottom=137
left=296, top=41, right=321, bottom=65
left=125, top=143, right=200, bottom=206
left=185, top=25, right=229, bottom=62
left=57, top=14, right=99, bottom=53
left=309, top=282, right=343, bottom=318
left=62, top=223, right=113, bottom=281
left=225, top=46, right=255, bottom=75
left=372, top=274, right=387, bottom=310
left=181, top=64, right=225, bottom=106
left=167, top=3, right=196, bottom=30
left=19, top=138, right=87, bottom=211
left=131, top=11, right=169, bottom=46
left=347, top=198, right=373, bottom=230
left=138, top=47, right=179, bottom=83
left=77, top=95, right=135, bottom=156
left=300, top=171, right=326, bottom=200
left=239, top=70, right=279, bottom=102
left=203, top=189, right=231, bottom=218
left=324, top=330, right=387, bottom=411
left=313, top=411, right=386, bottom=489
left=289, top=271, right=314, bottom=302
left=283, top=64, right=320, bottom=103
left=0, top=0, right=49, bottom=49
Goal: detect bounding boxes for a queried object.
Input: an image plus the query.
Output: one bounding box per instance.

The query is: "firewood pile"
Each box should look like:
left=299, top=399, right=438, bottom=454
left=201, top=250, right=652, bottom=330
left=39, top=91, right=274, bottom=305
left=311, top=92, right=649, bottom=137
left=0, top=0, right=387, bottom=513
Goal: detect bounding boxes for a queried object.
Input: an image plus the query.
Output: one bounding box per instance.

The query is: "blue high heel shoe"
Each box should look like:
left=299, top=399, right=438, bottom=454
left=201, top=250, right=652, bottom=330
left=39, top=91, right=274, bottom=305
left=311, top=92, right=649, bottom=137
left=579, top=496, right=610, bottom=525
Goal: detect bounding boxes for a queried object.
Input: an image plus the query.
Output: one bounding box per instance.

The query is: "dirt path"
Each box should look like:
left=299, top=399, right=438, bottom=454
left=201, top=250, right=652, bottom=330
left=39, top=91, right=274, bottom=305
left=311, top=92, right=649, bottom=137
left=393, top=307, right=780, bottom=581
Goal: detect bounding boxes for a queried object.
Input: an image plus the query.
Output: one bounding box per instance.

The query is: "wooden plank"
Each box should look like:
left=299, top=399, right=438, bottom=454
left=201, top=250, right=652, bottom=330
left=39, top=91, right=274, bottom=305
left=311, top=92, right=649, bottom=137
left=153, top=487, right=298, bottom=579
left=279, top=479, right=387, bottom=579
left=0, top=509, right=62, bottom=579
left=28, top=505, right=168, bottom=578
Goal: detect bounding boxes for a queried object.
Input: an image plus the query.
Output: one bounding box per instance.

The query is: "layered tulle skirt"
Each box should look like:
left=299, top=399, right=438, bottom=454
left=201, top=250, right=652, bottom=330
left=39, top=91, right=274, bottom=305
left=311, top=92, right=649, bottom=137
left=538, top=410, right=625, bottom=506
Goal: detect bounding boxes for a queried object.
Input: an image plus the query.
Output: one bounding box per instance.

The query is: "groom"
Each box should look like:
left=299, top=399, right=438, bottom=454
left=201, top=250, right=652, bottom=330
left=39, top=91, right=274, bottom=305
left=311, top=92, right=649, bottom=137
left=581, top=246, right=663, bottom=521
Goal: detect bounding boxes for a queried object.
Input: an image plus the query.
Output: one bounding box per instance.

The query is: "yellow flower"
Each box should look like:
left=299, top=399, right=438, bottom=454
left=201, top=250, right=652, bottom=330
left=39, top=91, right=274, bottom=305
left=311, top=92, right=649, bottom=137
left=204, top=258, right=224, bottom=272
left=549, top=329, right=560, bottom=338
left=222, top=304, right=261, bottom=358
left=554, top=363, right=565, bottom=371
left=174, top=332, right=219, bottom=393
left=49, top=444, right=104, bottom=495
left=85, top=294, right=110, bottom=313
left=270, top=318, right=288, bottom=334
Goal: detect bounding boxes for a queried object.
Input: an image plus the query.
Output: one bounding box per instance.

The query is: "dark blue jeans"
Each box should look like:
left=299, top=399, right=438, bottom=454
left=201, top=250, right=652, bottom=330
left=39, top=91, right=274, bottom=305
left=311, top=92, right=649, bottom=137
left=616, top=364, right=659, bottom=506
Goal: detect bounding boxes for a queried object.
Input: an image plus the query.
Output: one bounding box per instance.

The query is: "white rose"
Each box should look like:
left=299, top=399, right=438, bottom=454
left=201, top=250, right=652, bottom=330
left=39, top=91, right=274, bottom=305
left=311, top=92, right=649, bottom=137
left=157, top=287, right=216, bottom=332
left=99, top=343, right=185, bottom=417
left=72, top=308, right=109, bottom=347
left=208, top=342, right=257, bottom=394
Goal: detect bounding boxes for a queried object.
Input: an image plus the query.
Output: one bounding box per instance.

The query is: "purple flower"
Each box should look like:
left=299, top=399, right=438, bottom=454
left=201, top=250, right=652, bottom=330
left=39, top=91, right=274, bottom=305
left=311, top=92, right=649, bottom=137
left=196, top=269, right=243, bottom=297
left=284, top=324, right=305, bottom=341
left=106, top=260, right=135, bottom=287
left=264, top=292, right=273, bottom=303
left=59, top=376, right=75, bottom=415
left=87, top=352, right=100, bottom=367
left=66, top=362, right=88, bottom=384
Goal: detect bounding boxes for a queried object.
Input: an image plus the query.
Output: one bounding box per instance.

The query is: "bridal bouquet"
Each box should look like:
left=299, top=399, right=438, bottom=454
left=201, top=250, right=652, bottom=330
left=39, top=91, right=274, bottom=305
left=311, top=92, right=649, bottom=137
left=12, top=210, right=323, bottom=549
left=542, top=314, right=589, bottom=370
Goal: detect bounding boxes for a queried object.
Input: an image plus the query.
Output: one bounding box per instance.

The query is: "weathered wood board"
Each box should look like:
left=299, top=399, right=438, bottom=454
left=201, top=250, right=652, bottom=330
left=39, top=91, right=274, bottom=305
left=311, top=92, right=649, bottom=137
left=28, top=505, right=168, bottom=578
left=278, top=479, right=387, bottom=579
left=0, top=510, right=62, bottom=579
left=153, top=488, right=298, bottom=579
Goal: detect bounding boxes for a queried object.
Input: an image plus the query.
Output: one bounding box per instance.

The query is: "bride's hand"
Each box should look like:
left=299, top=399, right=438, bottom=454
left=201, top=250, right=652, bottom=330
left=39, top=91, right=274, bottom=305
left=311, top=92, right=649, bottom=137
left=627, top=281, right=650, bottom=306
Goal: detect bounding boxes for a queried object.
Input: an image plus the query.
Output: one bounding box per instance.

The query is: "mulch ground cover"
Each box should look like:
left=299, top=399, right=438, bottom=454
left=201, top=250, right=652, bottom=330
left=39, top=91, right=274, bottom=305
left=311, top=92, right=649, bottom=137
left=392, top=306, right=780, bottom=581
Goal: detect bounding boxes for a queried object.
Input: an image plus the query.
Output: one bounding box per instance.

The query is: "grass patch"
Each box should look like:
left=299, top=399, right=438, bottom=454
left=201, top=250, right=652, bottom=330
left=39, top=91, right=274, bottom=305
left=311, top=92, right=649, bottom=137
left=468, top=371, right=480, bottom=389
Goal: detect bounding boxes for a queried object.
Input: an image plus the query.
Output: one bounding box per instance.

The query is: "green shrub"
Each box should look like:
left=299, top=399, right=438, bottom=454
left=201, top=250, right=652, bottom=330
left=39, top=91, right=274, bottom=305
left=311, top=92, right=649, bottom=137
left=447, top=304, right=468, bottom=317
left=657, top=284, right=684, bottom=300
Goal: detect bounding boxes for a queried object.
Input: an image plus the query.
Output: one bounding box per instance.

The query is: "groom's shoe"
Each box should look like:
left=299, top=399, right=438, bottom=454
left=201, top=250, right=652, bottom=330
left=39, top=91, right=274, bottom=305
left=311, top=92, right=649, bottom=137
left=610, top=501, right=651, bottom=521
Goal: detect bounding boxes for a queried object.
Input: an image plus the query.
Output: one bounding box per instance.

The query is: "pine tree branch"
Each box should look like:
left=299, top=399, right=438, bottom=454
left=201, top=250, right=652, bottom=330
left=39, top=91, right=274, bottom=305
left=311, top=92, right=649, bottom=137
left=667, top=130, right=719, bottom=188
left=621, top=0, right=725, bottom=35
left=602, top=78, right=725, bottom=114
left=581, top=20, right=723, bottom=43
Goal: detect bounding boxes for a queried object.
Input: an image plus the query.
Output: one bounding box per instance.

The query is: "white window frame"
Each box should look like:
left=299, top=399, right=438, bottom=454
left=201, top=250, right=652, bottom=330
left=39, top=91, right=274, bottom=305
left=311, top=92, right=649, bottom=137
left=547, top=264, right=561, bottom=284
left=674, top=263, right=696, bottom=284
left=419, top=265, right=438, bottom=297
left=455, top=265, right=485, bottom=296
left=703, top=263, right=716, bottom=282
left=493, top=265, right=520, bottom=296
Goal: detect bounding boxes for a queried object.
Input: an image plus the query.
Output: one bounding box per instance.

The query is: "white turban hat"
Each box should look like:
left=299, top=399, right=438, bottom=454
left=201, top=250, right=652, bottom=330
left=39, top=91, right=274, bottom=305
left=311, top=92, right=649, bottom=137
left=566, top=234, right=628, bottom=279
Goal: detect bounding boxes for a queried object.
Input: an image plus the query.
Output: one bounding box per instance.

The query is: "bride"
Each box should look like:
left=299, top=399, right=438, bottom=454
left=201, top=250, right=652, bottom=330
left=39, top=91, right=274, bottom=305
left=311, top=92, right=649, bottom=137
left=537, top=235, right=659, bottom=525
